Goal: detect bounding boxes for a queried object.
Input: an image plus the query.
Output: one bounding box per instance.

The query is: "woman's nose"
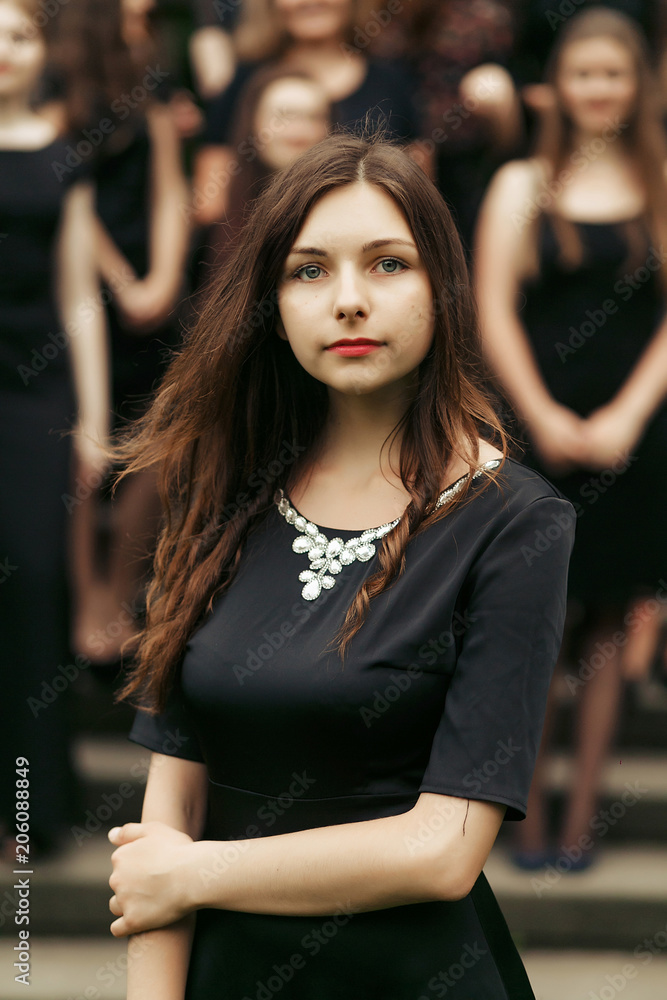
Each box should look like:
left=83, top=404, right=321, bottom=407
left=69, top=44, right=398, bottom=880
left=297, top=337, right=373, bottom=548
left=332, top=266, right=369, bottom=321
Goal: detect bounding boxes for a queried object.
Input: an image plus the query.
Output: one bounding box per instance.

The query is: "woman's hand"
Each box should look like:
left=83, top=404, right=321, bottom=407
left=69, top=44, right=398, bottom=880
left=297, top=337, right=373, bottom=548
left=580, top=402, right=645, bottom=471
left=113, top=276, right=178, bottom=333
left=73, top=427, right=109, bottom=480
left=108, top=821, right=195, bottom=937
left=526, top=402, right=590, bottom=475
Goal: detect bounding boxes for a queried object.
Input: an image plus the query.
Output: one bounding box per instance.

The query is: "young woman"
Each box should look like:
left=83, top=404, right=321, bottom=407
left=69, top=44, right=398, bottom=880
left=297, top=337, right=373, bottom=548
left=0, top=0, right=108, bottom=856
left=475, top=8, right=667, bottom=867
left=106, top=133, right=574, bottom=999
left=192, top=0, right=419, bottom=226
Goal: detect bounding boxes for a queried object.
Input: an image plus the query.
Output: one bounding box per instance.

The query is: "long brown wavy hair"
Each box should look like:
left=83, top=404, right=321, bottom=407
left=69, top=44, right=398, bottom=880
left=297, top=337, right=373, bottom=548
left=113, top=132, right=508, bottom=713
left=535, top=7, right=667, bottom=280
left=46, top=0, right=152, bottom=148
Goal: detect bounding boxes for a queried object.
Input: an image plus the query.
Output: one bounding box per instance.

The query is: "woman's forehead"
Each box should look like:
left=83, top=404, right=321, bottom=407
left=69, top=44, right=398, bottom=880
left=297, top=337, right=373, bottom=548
left=291, top=183, right=414, bottom=248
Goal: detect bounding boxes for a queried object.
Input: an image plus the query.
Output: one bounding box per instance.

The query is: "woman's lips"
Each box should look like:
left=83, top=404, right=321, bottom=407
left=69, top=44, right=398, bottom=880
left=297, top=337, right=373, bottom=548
left=326, top=340, right=383, bottom=357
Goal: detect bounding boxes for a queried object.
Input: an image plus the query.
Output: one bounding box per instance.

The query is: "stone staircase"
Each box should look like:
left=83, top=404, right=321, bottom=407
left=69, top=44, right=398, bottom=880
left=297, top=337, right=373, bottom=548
left=1, top=669, right=666, bottom=999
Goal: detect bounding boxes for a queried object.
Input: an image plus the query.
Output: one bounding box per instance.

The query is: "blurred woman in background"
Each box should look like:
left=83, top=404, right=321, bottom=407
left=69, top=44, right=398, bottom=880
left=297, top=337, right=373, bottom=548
left=50, top=0, right=190, bottom=666
left=475, top=7, right=667, bottom=867
left=192, top=0, right=419, bottom=228
left=0, top=0, right=108, bottom=857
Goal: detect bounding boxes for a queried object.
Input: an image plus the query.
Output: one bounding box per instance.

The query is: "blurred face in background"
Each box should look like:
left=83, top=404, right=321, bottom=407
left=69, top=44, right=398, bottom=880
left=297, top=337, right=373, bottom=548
left=556, top=35, right=638, bottom=134
left=0, top=2, right=45, bottom=98
left=254, top=77, right=330, bottom=170
left=273, top=0, right=354, bottom=43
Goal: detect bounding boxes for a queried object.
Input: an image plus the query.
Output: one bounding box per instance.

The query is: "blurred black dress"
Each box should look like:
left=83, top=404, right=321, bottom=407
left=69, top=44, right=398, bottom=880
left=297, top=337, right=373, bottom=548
left=202, top=58, right=419, bottom=147
left=0, top=139, right=81, bottom=849
left=93, top=120, right=180, bottom=430
left=520, top=213, right=667, bottom=606
left=130, top=458, right=574, bottom=999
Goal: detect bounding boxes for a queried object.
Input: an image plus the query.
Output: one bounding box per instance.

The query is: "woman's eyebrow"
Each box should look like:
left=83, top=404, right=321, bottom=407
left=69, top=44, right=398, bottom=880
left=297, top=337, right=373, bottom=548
left=288, top=247, right=328, bottom=257
left=287, top=238, right=417, bottom=257
left=362, top=238, right=417, bottom=252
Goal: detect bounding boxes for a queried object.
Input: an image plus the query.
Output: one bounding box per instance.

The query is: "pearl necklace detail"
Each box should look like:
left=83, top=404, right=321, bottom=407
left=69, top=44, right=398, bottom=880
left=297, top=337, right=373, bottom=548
left=275, top=460, right=501, bottom=601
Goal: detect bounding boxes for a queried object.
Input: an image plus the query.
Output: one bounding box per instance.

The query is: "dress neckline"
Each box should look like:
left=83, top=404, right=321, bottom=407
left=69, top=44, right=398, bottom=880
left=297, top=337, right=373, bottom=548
left=543, top=210, right=645, bottom=227
left=0, top=137, right=61, bottom=153
left=275, top=459, right=503, bottom=601
left=276, top=458, right=502, bottom=535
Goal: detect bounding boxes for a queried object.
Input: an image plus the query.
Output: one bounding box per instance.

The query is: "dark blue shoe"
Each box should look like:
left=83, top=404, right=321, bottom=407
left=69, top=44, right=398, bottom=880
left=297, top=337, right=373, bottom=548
left=510, top=848, right=554, bottom=871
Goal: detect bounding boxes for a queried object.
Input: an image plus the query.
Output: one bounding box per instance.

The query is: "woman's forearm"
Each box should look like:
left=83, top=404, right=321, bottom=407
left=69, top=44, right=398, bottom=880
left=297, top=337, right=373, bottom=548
left=126, top=920, right=195, bottom=1000
left=177, top=796, right=502, bottom=918
left=146, top=104, right=190, bottom=296
left=609, top=315, right=667, bottom=427
left=57, top=184, right=111, bottom=456
left=110, top=787, right=505, bottom=936
left=478, top=308, right=555, bottom=423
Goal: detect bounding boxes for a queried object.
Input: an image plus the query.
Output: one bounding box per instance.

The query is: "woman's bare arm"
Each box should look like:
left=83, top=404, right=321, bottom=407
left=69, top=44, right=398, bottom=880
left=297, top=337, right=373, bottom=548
left=459, top=64, right=523, bottom=152
left=109, top=102, right=190, bottom=331
left=191, top=144, right=239, bottom=225
left=123, top=753, right=208, bottom=1000
left=144, top=102, right=190, bottom=300
left=189, top=26, right=236, bottom=100
left=56, top=182, right=110, bottom=472
left=109, top=792, right=505, bottom=936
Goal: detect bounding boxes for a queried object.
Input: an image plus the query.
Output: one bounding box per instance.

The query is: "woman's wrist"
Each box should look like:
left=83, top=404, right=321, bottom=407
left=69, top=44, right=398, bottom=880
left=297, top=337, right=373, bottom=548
left=178, top=842, right=208, bottom=913
left=180, top=840, right=233, bottom=912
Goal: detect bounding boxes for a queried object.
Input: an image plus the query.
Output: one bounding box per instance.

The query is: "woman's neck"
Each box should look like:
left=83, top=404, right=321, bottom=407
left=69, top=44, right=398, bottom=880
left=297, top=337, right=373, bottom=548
left=0, top=97, right=55, bottom=148
left=568, top=125, right=628, bottom=161
left=0, top=93, right=33, bottom=127
left=316, top=383, right=414, bottom=486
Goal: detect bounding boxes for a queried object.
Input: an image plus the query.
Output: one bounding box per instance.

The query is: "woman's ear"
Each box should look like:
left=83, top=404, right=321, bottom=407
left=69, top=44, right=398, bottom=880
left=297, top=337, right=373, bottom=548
left=276, top=316, right=288, bottom=341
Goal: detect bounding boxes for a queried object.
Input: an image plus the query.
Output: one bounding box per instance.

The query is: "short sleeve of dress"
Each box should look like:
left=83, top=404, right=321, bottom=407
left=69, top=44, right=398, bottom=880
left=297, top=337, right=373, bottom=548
left=419, top=495, right=575, bottom=820
left=128, top=673, right=206, bottom=763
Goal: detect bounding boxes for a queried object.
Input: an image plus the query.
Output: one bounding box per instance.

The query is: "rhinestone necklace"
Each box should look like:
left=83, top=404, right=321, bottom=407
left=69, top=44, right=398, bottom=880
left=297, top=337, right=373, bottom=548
left=275, top=459, right=501, bottom=600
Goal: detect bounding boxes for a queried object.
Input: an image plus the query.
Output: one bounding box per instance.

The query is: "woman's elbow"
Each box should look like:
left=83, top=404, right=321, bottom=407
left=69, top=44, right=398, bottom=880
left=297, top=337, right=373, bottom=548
left=420, top=852, right=481, bottom=903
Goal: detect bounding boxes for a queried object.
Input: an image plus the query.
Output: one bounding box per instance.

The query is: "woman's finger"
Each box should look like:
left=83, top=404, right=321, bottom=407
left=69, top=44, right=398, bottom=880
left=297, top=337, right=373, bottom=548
left=108, top=822, right=147, bottom=845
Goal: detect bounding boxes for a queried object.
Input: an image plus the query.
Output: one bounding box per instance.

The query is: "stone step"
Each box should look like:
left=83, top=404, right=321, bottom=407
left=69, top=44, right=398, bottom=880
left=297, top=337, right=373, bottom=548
left=524, top=950, right=667, bottom=1000
left=1, top=939, right=667, bottom=1000
left=1, top=831, right=665, bottom=948
left=485, top=844, right=667, bottom=951
left=70, top=735, right=667, bottom=840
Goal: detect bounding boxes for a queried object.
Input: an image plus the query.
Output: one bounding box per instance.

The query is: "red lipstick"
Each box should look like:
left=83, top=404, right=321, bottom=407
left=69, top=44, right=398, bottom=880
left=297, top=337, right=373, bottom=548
left=326, top=338, right=383, bottom=357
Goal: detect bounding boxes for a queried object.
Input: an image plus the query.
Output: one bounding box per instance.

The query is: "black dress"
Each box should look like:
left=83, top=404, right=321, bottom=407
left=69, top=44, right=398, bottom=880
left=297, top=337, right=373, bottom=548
left=520, top=213, right=667, bottom=605
left=130, top=457, right=574, bottom=999
left=0, top=140, right=80, bottom=847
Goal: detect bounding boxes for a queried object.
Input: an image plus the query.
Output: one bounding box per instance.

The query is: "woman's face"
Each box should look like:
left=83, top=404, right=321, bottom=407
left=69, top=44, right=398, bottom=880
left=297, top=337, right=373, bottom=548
left=0, top=3, right=45, bottom=99
left=277, top=182, right=434, bottom=399
left=254, top=77, right=330, bottom=171
left=273, top=0, right=353, bottom=43
left=556, top=35, right=638, bottom=134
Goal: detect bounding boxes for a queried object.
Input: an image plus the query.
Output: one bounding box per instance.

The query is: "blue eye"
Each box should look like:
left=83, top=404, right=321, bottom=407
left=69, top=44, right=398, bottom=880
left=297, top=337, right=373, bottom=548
left=377, top=258, right=406, bottom=274
left=295, top=264, right=324, bottom=281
